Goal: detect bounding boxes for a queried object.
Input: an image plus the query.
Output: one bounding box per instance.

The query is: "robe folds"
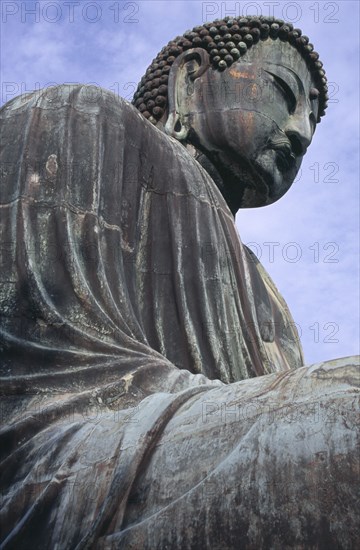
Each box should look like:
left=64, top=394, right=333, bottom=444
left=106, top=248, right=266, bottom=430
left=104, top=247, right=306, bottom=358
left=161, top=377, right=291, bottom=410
left=0, top=85, right=359, bottom=549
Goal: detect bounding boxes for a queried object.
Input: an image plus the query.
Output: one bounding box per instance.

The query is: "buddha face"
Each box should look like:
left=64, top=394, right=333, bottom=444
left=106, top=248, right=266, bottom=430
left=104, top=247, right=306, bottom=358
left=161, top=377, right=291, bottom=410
left=176, top=40, right=320, bottom=210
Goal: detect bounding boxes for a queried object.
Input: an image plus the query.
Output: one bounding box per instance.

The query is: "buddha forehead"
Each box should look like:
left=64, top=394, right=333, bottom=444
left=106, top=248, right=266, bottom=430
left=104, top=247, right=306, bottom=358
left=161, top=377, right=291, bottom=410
left=246, top=39, right=311, bottom=83
left=189, top=39, right=319, bottom=125
left=204, top=39, right=316, bottom=94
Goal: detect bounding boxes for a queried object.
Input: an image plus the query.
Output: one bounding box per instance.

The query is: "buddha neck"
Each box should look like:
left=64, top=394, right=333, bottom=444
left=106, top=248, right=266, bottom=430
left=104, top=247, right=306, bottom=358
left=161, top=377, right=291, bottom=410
left=157, top=118, right=253, bottom=215
left=185, top=139, right=247, bottom=217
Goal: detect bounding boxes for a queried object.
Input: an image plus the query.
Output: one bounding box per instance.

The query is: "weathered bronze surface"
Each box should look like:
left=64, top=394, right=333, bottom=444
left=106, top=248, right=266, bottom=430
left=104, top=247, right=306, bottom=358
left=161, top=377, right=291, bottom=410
left=0, top=16, right=359, bottom=549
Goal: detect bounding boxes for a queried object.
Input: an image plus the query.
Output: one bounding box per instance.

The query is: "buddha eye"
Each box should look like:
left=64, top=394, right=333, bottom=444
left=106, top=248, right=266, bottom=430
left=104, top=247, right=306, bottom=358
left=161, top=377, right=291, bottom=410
left=270, top=73, right=297, bottom=114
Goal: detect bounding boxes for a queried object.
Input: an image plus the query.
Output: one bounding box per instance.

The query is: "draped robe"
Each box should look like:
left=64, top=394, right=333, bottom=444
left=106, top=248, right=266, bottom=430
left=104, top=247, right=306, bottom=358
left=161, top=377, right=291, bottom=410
left=0, top=85, right=358, bottom=549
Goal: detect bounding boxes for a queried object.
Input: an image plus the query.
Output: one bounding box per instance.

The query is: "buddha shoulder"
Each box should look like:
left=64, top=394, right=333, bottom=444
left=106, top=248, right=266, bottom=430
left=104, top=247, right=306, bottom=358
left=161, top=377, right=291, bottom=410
left=0, top=83, right=142, bottom=122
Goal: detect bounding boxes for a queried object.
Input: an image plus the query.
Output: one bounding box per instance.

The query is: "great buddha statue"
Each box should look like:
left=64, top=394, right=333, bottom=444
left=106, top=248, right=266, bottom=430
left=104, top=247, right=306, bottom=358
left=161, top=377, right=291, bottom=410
left=0, top=15, right=358, bottom=549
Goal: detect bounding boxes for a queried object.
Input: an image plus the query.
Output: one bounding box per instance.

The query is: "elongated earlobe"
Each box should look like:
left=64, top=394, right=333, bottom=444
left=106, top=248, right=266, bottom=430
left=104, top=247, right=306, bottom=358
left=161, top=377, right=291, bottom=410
left=164, top=112, right=189, bottom=140
left=165, top=48, right=210, bottom=142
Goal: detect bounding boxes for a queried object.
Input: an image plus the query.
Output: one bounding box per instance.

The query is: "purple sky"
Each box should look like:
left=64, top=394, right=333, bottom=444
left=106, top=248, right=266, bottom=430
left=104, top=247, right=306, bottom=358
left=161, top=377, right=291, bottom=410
left=1, top=0, right=359, bottom=364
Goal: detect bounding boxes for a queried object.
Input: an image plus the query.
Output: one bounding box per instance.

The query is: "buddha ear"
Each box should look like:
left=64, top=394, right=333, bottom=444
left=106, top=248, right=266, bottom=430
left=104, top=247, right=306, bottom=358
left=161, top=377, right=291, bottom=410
left=165, top=48, right=210, bottom=141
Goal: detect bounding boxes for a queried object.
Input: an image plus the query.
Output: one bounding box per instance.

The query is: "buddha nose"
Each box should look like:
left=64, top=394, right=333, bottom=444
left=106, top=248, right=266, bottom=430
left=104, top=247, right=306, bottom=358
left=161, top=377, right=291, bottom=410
left=284, top=109, right=314, bottom=157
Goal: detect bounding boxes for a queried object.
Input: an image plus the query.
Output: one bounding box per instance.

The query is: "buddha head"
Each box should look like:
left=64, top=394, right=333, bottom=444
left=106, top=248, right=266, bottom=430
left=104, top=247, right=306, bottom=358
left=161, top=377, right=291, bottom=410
left=133, top=17, right=328, bottom=214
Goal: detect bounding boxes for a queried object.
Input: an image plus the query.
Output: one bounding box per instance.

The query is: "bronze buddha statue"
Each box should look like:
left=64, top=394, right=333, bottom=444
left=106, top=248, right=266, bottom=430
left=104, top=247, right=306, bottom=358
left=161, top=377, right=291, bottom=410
left=0, top=16, right=358, bottom=549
